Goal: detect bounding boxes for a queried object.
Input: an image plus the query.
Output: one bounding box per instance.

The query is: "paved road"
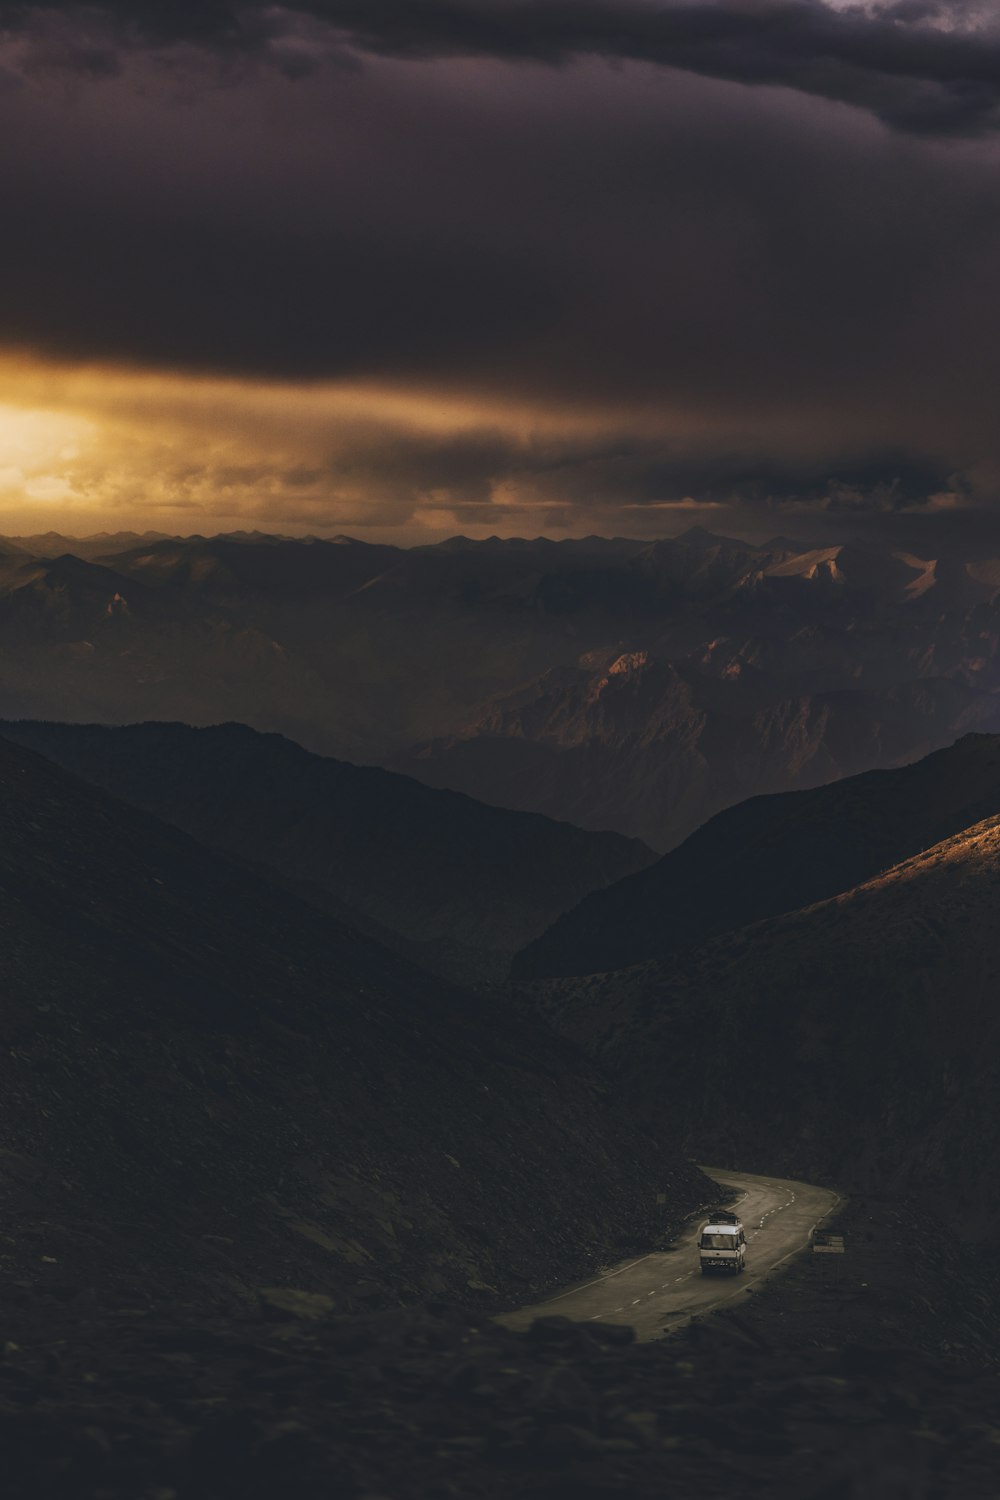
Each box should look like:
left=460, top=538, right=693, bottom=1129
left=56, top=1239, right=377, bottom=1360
left=499, top=1168, right=840, bottom=1343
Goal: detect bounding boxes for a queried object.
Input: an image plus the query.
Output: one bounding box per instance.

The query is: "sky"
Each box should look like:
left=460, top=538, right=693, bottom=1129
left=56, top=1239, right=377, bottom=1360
left=3, top=0, right=1000, bottom=543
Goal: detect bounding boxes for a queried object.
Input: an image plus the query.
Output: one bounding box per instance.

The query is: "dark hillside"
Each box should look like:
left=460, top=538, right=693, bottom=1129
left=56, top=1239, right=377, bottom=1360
left=529, top=815, right=1000, bottom=1231
left=0, top=735, right=707, bottom=1310
left=0, top=720, right=653, bottom=983
left=516, top=731, right=1000, bottom=977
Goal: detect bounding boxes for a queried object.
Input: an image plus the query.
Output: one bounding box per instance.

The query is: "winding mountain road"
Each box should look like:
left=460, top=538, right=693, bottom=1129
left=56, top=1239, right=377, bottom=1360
left=499, top=1168, right=840, bottom=1343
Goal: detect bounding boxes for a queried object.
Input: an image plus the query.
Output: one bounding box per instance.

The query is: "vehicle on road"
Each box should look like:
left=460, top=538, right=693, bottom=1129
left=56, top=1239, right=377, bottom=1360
left=699, top=1215, right=747, bottom=1274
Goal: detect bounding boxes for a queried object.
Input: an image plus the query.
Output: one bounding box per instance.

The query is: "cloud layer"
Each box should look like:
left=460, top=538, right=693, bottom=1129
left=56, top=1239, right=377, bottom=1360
left=1, top=1, right=1000, bottom=535
left=9, top=2, right=1000, bottom=136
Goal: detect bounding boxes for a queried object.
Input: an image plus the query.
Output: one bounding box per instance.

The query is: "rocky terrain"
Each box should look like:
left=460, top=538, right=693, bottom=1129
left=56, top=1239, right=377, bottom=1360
left=4, top=527, right=1000, bottom=845
left=516, top=731, right=1000, bottom=978
left=0, top=732, right=708, bottom=1313
left=4, top=1193, right=1000, bottom=1498
left=0, top=720, right=651, bottom=984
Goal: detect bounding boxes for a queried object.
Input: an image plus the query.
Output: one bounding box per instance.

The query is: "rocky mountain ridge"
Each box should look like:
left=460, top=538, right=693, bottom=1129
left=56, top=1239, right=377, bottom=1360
left=516, top=730, right=1000, bottom=977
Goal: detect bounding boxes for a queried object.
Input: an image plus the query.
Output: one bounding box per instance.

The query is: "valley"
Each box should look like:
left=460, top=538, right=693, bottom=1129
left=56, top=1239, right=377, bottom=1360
left=4, top=534, right=1000, bottom=1495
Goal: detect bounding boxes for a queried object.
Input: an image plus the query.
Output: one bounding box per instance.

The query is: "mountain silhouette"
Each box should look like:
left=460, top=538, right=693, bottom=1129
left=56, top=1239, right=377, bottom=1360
left=1, top=719, right=652, bottom=983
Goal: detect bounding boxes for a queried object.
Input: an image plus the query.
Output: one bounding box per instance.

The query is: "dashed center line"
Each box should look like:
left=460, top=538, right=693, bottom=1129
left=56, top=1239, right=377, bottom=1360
left=510, top=1177, right=834, bottom=1337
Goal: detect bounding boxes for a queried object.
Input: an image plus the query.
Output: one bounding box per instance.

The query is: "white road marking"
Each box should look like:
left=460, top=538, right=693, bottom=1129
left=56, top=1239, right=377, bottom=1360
left=503, top=1174, right=839, bottom=1342
left=539, top=1251, right=660, bottom=1303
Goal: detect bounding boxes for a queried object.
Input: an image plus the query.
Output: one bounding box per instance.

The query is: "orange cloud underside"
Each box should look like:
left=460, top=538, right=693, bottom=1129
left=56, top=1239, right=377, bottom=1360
left=0, top=351, right=713, bottom=538
left=0, top=349, right=912, bottom=542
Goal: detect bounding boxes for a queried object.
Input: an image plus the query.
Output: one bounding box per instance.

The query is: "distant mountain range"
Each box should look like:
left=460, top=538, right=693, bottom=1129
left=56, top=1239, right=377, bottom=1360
left=2, top=720, right=651, bottom=984
left=0, top=731, right=706, bottom=1308
left=4, top=526, right=1000, bottom=845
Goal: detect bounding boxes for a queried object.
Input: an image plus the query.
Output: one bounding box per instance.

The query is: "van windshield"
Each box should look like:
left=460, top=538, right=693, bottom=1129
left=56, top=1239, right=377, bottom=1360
left=700, top=1234, right=735, bottom=1249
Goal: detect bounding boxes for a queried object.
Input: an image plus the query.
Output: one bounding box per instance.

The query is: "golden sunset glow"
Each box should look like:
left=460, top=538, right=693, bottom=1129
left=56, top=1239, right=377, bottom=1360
left=0, top=351, right=930, bottom=543
left=0, top=401, right=96, bottom=508
left=0, top=354, right=731, bottom=541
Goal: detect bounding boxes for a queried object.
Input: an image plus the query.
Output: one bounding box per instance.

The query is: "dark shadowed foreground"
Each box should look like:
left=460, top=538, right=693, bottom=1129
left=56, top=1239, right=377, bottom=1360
left=3, top=1196, right=1000, bottom=1498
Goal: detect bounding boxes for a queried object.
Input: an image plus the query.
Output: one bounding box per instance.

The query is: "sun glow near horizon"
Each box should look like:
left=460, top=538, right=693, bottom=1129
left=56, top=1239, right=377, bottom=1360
left=0, top=352, right=755, bottom=541
left=0, top=399, right=98, bottom=509
left=0, top=349, right=955, bottom=545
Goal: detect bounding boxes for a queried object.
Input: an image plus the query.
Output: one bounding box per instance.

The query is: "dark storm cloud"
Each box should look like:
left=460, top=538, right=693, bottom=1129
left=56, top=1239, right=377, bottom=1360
left=310, top=0, right=1000, bottom=138
left=1, top=1, right=244, bottom=48
left=564, top=447, right=968, bottom=513
left=5, top=0, right=1000, bottom=531
left=642, top=451, right=968, bottom=511
left=326, top=427, right=965, bottom=515
left=6, top=38, right=999, bottom=412
left=6, top=0, right=1000, bottom=136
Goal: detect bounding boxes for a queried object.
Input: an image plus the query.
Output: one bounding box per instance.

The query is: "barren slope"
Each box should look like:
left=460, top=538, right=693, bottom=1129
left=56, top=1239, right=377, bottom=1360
left=1, top=720, right=652, bottom=983
left=516, top=731, right=1000, bottom=977
left=531, top=815, right=1000, bottom=1229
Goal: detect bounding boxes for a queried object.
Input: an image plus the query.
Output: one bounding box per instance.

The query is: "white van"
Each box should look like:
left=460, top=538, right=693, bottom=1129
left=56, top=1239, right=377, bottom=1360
left=698, top=1211, right=747, bottom=1275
